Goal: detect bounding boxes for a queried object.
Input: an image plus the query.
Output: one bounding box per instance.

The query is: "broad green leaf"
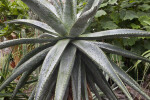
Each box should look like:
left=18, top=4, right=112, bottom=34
left=84, top=58, right=117, bottom=100
left=35, top=39, right=70, bottom=100
left=123, top=10, right=138, bottom=20
left=94, top=42, right=150, bottom=63
left=109, top=0, right=117, bottom=5
left=73, top=40, right=132, bottom=99
left=101, top=21, right=118, bottom=29
left=54, top=45, right=76, bottom=100
left=70, top=0, right=100, bottom=37
left=139, top=16, right=150, bottom=26
left=138, top=4, right=150, bottom=11
left=4, top=19, right=59, bottom=36
left=110, top=12, right=120, bottom=24
left=21, top=0, right=67, bottom=36
left=95, top=10, right=107, bottom=18
left=0, top=47, right=49, bottom=91
left=123, top=38, right=138, bottom=46
left=0, top=38, right=57, bottom=49
left=71, top=55, right=81, bottom=100
left=110, top=60, right=150, bottom=100
left=130, top=23, right=141, bottom=29
left=63, top=0, right=77, bottom=32
left=80, top=29, right=150, bottom=39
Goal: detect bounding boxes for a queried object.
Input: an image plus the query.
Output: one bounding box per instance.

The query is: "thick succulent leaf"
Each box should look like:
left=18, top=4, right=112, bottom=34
left=38, top=33, right=58, bottom=38
left=80, top=29, right=150, bottom=39
left=0, top=38, right=58, bottom=49
left=35, top=39, right=70, bottom=100
left=69, top=0, right=100, bottom=37
left=87, top=76, right=102, bottom=100
left=83, top=57, right=117, bottom=100
left=38, top=66, right=58, bottom=100
left=45, top=81, right=56, bottom=100
left=22, top=0, right=67, bottom=36
left=54, top=45, right=76, bottom=100
left=13, top=42, right=55, bottom=72
left=63, top=86, right=69, bottom=100
left=71, top=55, right=81, bottom=100
left=81, top=64, right=89, bottom=100
left=0, top=48, right=50, bottom=91
left=63, top=0, right=77, bottom=32
left=94, top=42, right=150, bottom=63
left=5, top=19, right=59, bottom=36
left=80, top=0, right=102, bottom=33
left=28, top=88, right=35, bottom=100
left=51, top=0, right=63, bottom=19
left=12, top=69, right=35, bottom=98
left=81, top=0, right=95, bottom=14
left=110, top=60, right=150, bottom=100
left=73, top=40, right=132, bottom=99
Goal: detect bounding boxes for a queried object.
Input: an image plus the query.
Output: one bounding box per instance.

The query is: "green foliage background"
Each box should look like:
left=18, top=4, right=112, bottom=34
left=0, top=0, right=149, bottom=90
left=0, top=0, right=28, bottom=37
left=89, top=0, right=150, bottom=80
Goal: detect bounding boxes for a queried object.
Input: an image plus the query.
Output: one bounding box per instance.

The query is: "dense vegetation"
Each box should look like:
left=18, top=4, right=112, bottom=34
left=0, top=0, right=150, bottom=99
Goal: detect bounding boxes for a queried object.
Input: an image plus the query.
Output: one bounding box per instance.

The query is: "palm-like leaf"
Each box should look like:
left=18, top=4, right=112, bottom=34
left=1, top=0, right=150, bottom=99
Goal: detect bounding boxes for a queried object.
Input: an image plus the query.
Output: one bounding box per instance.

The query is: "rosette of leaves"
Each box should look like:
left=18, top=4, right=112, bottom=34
left=0, top=0, right=150, bottom=100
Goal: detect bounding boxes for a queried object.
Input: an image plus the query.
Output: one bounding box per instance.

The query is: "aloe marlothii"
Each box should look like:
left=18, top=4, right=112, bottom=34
left=0, top=0, right=150, bottom=100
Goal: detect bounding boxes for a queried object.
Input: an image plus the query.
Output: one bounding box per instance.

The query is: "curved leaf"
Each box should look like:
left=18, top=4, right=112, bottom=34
left=63, top=86, right=70, bottom=100
left=12, top=70, right=34, bottom=98
left=73, top=40, right=132, bottom=99
left=38, top=33, right=58, bottom=38
left=94, top=42, right=150, bottom=63
left=87, top=76, right=102, bottom=100
left=80, top=29, right=150, bottom=39
left=83, top=57, right=117, bottom=100
left=69, top=0, right=100, bottom=37
left=110, top=60, right=150, bottom=100
left=0, top=38, right=58, bottom=49
left=45, top=81, right=56, bottom=100
left=38, top=66, right=58, bottom=100
left=71, top=55, right=81, bottom=100
left=63, top=0, right=77, bottom=32
left=81, top=0, right=95, bottom=14
left=0, top=48, right=50, bottom=91
left=51, top=0, right=63, bottom=18
left=81, top=64, right=89, bottom=100
left=35, top=39, right=70, bottom=100
left=5, top=19, right=59, bottom=36
left=54, top=45, right=76, bottom=100
left=22, top=0, right=67, bottom=35
left=13, top=42, right=55, bottom=72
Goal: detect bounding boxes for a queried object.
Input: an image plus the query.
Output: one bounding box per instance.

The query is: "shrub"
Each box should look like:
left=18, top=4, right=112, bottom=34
left=0, top=0, right=150, bottom=99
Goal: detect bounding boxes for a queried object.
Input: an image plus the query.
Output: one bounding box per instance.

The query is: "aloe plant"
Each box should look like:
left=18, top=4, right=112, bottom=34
left=0, top=0, right=150, bottom=100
